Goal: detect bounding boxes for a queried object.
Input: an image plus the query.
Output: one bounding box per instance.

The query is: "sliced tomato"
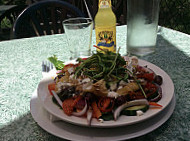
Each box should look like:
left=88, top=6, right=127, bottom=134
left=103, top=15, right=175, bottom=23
left=62, top=98, right=75, bottom=116
left=62, top=96, right=83, bottom=116
left=82, top=58, right=88, bottom=60
left=48, top=83, right=56, bottom=95
left=64, top=63, right=75, bottom=67
left=62, top=63, right=80, bottom=73
left=144, top=83, right=158, bottom=100
left=64, top=63, right=80, bottom=69
left=138, top=73, right=154, bottom=81
left=144, top=73, right=154, bottom=81
left=98, top=97, right=114, bottom=113
left=145, top=83, right=157, bottom=93
left=92, top=101, right=102, bottom=119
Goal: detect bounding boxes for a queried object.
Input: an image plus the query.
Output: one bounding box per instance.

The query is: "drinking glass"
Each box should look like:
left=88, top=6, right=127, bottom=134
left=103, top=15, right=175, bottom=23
left=127, top=0, right=160, bottom=56
left=63, top=18, right=93, bottom=59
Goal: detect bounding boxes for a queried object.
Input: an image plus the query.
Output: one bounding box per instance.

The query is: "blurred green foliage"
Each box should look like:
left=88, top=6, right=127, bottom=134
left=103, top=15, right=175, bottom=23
left=1, top=17, right=11, bottom=28
left=159, top=0, right=190, bottom=34
left=0, top=0, right=26, bottom=5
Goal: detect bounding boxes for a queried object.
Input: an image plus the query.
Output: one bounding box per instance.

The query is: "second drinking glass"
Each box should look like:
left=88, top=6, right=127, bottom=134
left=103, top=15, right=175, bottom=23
left=63, top=18, right=93, bottom=59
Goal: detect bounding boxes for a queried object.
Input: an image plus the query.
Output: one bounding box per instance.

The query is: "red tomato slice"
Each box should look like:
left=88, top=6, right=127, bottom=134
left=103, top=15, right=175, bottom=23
left=138, top=73, right=154, bottom=81
left=144, top=73, right=154, bottom=81
left=82, top=58, right=88, bottom=60
left=64, top=63, right=75, bottom=68
left=64, top=63, right=75, bottom=67
left=98, top=97, right=114, bottom=113
left=48, top=83, right=56, bottom=95
left=64, top=63, right=80, bottom=69
left=145, top=83, right=157, bottom=95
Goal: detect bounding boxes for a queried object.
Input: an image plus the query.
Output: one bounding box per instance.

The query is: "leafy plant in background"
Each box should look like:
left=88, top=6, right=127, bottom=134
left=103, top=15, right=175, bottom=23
left=159, top=0, right=190, bottom=34
left=1, top=0, right=26, bottom=5
left=1, top=17, right=11, bottom=29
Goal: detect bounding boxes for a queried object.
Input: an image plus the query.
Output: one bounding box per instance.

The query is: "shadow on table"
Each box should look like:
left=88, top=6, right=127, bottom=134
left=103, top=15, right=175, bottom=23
left=0, top=34, right=190, bottom=141
left=0, top=112, right=67, bottom=141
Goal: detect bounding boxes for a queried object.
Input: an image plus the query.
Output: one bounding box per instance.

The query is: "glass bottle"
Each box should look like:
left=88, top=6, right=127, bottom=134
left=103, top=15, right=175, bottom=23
left=94, top=0, right=116, bottom=52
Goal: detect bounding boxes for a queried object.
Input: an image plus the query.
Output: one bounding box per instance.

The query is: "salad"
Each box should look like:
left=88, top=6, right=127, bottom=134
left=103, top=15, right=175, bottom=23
left=48, top=48, right=163, bottom=125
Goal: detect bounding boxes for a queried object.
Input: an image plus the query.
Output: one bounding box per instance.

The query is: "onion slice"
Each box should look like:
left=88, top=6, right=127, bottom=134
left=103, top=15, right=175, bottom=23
left=87, top=108, right=93, bottom=126
left=150, top=84, right=162, bottom=102
left=51, top=90, right=63, bottom=107
left=72, top=102, right=88, bottom=117
left=114, top=99, right=149, bottom=120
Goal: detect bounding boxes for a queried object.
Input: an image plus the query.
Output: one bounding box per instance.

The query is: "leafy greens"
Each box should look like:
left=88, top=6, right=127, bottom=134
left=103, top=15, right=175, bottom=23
left=48, top=55, right=65, bottom=70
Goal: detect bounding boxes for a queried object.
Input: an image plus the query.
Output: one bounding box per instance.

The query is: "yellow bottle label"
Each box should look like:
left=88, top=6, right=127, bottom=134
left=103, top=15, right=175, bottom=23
left=95, top=26, right=116, bottom=52
left=99, top=0, right=111, bottom=8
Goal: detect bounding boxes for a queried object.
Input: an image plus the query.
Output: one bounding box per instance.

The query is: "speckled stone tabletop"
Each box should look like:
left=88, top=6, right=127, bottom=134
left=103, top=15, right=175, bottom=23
left=0, top=25, right=190, bottom=141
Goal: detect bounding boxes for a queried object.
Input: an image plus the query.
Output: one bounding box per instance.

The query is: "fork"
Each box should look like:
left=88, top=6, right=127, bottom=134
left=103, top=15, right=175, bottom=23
left=42, top=60, right=53, bottom=74
left=41, top=60, right=62, bottom=122
left=41, top=60, right=57, bottom=78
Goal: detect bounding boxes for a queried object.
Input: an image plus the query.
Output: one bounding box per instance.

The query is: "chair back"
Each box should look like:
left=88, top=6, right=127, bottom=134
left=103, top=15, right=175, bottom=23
left=13, top=0, right=85, bottom=39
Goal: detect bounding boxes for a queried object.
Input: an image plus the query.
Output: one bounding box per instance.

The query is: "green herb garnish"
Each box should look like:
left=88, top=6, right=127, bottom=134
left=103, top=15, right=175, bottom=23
left=74, top=47, right=126, bottom=82
left=127, top=70, right=147, bottom=98
left=48, top=55, right=65, bottom=70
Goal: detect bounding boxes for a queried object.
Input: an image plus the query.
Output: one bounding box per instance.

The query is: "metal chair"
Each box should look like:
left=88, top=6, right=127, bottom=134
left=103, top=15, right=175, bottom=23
left=13, top=0, right=85, bottom=39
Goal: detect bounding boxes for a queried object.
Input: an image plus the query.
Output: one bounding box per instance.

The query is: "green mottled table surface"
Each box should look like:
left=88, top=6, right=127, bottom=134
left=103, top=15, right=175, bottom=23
left=0, top=25, right=190, bottom=141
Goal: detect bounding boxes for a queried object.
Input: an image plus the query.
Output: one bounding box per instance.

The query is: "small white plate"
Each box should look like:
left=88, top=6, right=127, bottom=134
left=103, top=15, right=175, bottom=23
left=37, top=59, right=174, bottom=127
left=31, top=89, right=176, bottom=141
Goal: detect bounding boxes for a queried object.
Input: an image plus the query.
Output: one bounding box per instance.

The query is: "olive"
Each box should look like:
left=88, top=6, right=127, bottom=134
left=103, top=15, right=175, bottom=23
left=115, top=95, right=127, bottom=106
left=84, top=92, right=96, bottom=103
left=154, top=75, right=163, bottom=85
left=57, top=74, right=64, bottom=79
left=67, top=86, right=75, bottom=93
left=57, top=86, right=76, bottom=101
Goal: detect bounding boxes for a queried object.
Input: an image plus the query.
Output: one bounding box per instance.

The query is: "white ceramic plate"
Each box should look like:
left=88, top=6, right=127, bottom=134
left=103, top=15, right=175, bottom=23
left=31, top=89, right=176, bottom=141
left=37, top=59, right=174, bottom=127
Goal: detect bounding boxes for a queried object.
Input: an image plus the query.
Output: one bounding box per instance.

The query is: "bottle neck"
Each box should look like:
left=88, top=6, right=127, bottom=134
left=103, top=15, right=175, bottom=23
left=98, top=0, right=112, bottom=9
